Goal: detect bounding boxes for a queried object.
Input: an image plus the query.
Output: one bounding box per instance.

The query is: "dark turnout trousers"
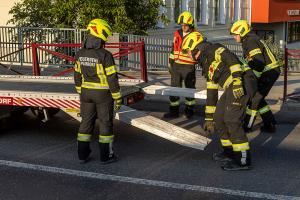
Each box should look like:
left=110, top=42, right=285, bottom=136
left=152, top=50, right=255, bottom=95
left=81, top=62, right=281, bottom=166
left=77, top=88, right=114, bottom=162
left=244, top=68, right=280, bottom=129
left=169, top=63, right=196, bottom=107
left=214, top=82, right=253, bottom=167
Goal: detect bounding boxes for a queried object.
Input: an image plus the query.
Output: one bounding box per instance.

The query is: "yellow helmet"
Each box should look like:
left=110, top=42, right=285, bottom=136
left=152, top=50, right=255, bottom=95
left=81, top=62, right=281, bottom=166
left=177, top=11, right=194, bottom=25
left=87, top=19, right=113, bottom=42
left=230, top=20, right=251, bottom=37
left=182, top=31, right=204, bottom=51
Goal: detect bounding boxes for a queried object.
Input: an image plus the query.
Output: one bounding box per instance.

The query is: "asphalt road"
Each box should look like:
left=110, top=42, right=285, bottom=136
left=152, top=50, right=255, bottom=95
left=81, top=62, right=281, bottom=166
left=0, top=100, right=300, bottom=200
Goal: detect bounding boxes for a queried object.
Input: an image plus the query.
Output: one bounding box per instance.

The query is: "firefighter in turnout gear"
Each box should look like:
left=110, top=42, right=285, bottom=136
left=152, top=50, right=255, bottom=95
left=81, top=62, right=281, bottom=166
left=164, top=11, right=197, bottom=119
left=182, top=31, right=257, bottom=171
left=74, top=19, right=121, bottom=164
left=230, top=20, right=280, bottom=133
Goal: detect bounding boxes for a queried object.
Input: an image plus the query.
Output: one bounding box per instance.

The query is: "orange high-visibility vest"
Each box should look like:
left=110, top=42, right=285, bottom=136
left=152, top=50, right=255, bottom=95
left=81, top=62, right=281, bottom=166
left=171, top=30, right=197, bottom=65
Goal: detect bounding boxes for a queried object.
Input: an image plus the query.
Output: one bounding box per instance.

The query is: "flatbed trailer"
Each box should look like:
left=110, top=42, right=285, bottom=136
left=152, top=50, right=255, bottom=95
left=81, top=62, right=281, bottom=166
left=0, top=75, right=211, bottom=150
left=0, top=41, right=214, bottom=151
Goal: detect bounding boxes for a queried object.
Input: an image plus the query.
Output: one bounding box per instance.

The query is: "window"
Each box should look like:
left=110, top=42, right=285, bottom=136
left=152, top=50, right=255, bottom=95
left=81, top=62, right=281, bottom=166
left=174, top=0, right=209, bottom=25
left=231, top=0, right=251, bottom=21
left=174, top=0, right=182, bottom=22
left=157, top=0, right=166, bottom=28
left=240, top=0, right=250, bottom=21
left=214, top=0, right=226, bottom=24
left=288, top=21, right=300, bottom=43
left=214, top=0, right=221, bottom=22
left=233, top=0, right=240, bottom=21
left=201, top=0, right=209, bottom=25
left=188, top=0, right=194, bottom=18
left=196, top=0, right=203, bottom=22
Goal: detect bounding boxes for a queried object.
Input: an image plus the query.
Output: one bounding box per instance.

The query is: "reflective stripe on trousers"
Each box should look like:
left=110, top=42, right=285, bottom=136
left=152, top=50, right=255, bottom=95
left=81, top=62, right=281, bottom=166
left=99, top=135, right=114, bottom=143
left=221, top=139, right=232, bottom=147
left=232, top=142, right=250, bottom=152
left=77, top=133, right=92, bottom=142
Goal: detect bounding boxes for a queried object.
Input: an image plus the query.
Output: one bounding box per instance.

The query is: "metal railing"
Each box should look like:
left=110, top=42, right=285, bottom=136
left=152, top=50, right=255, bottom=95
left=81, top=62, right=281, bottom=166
left=120, top=34, right=173, bottom=70
left=120, top=34, right=245, bottom=71
left=287, top=58, right=300, bottom=72
left=1, top=26, right=299, bottom=72
left=0, top=27, right=84, bottom=67
left=283, top=48, right=300, bottom=102
left=0, top=42, right=148, bottom=81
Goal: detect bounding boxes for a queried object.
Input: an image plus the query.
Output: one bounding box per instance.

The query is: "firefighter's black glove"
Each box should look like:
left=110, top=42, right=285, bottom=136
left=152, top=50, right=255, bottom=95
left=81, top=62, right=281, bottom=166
left=114, top=98, right=122, bottom=111
left=204, top=120, right=215, bottom=135
left=232, top=78, right=244, bottom=99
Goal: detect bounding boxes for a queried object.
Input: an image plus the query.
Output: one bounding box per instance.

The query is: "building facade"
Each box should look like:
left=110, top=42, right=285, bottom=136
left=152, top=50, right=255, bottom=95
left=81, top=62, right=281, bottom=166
left=163, top=0, right=250, bottom=26
left=151, top=0, right=251, bottom=39
left=2, top=0, right=299, bottom=45
left=155, top=0, right=300, bottom=45
left=0, top=1, right=20, bottom=26
left=251, top=0, right=300, bottom=45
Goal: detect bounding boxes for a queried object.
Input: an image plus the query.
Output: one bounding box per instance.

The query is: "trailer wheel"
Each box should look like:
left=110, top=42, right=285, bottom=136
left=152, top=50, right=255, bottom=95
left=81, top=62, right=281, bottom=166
left=0, top=117, right=13, bottom=132
left=10, top=107, right=29, bottom=118
left=31, top=107, right=60, bottom=120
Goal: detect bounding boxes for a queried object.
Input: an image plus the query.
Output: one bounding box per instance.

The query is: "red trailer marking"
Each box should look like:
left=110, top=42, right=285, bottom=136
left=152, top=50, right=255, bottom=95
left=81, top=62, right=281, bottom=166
left=16, top=98, right=24, bottom=105
left=0, top=97, right=13, bottom=105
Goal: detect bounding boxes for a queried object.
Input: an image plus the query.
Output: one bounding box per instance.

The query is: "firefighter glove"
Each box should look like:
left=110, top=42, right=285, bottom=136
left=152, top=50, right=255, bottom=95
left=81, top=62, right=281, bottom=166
left=114, top=98, right=122, bottom=111
left=232, top=78, right=244, bottom=99
left=239, top=57, right=248, bottom=66
left=204, top=120, right=215, bottom=135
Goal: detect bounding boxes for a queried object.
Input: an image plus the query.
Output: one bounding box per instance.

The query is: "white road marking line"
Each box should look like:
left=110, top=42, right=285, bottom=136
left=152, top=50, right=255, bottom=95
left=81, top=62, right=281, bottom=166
left=0, top=159, right=299, bottom=200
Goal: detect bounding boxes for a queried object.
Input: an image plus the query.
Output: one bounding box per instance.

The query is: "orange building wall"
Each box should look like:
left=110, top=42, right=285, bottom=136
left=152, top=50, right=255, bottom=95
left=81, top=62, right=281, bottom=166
left=252, top=0, right=300, bottom=23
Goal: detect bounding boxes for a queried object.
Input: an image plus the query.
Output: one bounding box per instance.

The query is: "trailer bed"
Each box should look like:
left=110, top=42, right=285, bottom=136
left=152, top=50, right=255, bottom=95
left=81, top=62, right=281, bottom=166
left=0, top=75, right=211, bottom=150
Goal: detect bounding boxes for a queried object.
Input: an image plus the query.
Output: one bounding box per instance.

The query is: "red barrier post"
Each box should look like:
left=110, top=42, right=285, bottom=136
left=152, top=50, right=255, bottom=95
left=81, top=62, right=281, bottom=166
left=140, top=40, right=148, bottom=82
left=283, top=46, right=288, bottom=102
left=31, top=43, right=41, bottom=76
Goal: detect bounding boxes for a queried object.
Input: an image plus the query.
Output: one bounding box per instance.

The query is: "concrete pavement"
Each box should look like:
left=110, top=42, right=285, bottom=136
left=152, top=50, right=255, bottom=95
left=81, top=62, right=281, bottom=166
left=0, top=99, right=300, bottom=199
left=0, top=73, right=300, bottom=199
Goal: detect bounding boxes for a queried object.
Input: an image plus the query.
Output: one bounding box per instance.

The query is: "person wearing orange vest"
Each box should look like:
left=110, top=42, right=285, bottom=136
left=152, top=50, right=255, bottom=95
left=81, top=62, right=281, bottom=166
left=164, top=11, right=197, bottom=119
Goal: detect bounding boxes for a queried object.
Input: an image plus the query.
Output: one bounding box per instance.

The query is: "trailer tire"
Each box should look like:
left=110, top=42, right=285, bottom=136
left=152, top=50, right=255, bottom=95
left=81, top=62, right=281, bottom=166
left=0, top=117, right=13, bottom=132
left=10, top=107, right=29, bottom=118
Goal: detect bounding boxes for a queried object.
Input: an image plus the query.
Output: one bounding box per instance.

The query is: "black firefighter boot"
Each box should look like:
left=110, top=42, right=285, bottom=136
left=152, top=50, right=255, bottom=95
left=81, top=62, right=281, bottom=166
left=222, top=150, right=252, bottom=171
left=213, top=146, right=234, bottom=163
left=260, top=112, right=277, bottom=133
left=78, top=141, right=91, bottom=164
left=184, top=105, right=194, bottom=119
left=260, top=123, right=276, bottom=133
left=99, top=143, right=118, bottom=164
left=163, top=106, right=179, bottom=118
